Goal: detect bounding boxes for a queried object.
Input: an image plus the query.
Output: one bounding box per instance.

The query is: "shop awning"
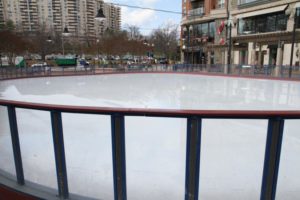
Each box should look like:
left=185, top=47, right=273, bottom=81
left=236, top=5, right=288, bottom=19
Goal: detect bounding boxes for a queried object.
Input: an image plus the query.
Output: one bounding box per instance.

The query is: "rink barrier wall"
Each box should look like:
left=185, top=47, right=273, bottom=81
left=1, top=99, right=300, bottom=200
left=1, top=73, right=300, bottom=200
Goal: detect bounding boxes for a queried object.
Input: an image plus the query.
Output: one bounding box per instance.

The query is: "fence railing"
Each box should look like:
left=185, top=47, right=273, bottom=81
left=0, top=96, right=300, bottom=199
left=1, top=64, right=300, bottom=80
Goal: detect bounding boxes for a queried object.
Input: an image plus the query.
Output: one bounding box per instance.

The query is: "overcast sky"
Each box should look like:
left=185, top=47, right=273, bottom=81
left=107, top=0, right=182, bottom=35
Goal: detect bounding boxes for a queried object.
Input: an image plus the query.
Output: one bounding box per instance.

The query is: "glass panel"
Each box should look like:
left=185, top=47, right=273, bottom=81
left=16, top=109, right=57, bottom=190
left=125, top=117, right=186, bottom=200
left=243, top=18, right=255, bottom=34
left=0, top=106, right=16, bottom=176
left=202, top=23, right=209, bottom=37
left=256, top=17, right=266, bottom=33
left=297, top=8, right=300, bottom=28
left=62, top=113, right=113, bottom=199
left=276, top=120, right=300, bottom=200
left=276, top=13, right=287, bottom=31
left=266, top=15, right=276, bottom=32
left=199, top=119, right=267, bottom=199
left=238, top=19, right=245, bottom=34
left=239, top=0, right=260, bottom=5
left=209, top=22, right=216, bottom=40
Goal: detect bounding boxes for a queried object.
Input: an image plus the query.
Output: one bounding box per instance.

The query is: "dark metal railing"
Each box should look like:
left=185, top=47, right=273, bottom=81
left=1, top=97, right=300, bottom=200
left=1, top=64, right=300, bottom=80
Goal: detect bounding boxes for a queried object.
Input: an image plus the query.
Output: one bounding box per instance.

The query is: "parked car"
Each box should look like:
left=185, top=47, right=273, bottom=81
left=79, top=59, right=89, bottom=66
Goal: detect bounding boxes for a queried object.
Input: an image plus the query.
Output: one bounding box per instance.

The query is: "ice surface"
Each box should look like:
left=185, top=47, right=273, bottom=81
left=0, top=74, right=300, bottom=200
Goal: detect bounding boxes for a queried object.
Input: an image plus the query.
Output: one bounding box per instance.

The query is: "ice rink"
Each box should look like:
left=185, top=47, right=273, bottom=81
left=0, top=73, right=300, bottom=199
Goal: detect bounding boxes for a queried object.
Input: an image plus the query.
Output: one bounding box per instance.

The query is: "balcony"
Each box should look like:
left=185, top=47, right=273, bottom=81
left=188, top=7, right=204, bottom=19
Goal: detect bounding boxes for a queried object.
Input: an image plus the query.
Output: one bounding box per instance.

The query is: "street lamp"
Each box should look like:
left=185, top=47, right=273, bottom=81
left=96, top=39, right=100, bottom=69
left=46, top=36, right=52, bottom=43
left=226, top=15, right=234, bottom=74
left=189, top=26, right=193, bottom=64
left=62, top=27, right=71, bottom=56
left=183, top=25, right=193, bottom=64
left=95, top=8, right=106, bottom=21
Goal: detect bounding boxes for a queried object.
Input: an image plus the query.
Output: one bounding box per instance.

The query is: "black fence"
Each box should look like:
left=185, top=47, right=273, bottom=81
left=1, top=64, right=300, bottom=80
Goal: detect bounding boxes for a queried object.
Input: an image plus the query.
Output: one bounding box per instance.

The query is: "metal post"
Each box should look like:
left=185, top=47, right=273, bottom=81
left=289, top=7, right=299, bottom=78
left=187, top=26, right=190, bottom=65
left=111, top=115, right=127, bottom=200
left=185, top=117, right=202, bottom=200
left=62, top=35, right=65, bottom=56
left=50, top=111, right=69, bottom=199
left=7, top=106, right=25, bottom=185
left=260, top=118, right=284, bottom=200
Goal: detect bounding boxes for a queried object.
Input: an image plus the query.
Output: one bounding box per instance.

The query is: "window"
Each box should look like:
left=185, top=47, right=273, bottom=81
left=238, top=0, right=260, bottom=5
left=256, top=18, right=265, bottom=33
left=202, top=23, right=208, bottom=36
left=209, top=22, right=216, bottom=40
left=217, top=0, right=225, bottom=9
left=266, top=15, right=276, bottom=32
left=191, top=22, right=215, bottom=41
left=238, top=12, right=287, bottom=35
left=276, top=14, right=287, bottom=31
left=296, top=8, right=300, bottom=28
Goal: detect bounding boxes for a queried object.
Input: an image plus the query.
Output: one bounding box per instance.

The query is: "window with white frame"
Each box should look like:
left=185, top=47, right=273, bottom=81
left=217, top=0, right=225, bottom=9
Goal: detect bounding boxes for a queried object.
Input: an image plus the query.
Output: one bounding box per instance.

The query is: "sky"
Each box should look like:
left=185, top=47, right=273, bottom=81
left=106, top=0, right=182, bottom=35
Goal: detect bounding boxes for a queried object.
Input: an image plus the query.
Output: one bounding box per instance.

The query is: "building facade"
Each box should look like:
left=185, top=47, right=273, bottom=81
left=0, top=0, right=121, bottom=39
left=181, top=0, right=300, bottom=67
left=231, top=0, right=300, bottom=68
left=181, top=0, right=228, bottom=65
left=0, top=0, right=4, bottom=28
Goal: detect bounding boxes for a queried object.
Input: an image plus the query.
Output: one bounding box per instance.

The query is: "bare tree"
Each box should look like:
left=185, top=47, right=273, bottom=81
left=0, top=30, right=31, bottom=66
left=126, top=25, right=142, bottom=40
left=150, top=23, right=179, bottom=62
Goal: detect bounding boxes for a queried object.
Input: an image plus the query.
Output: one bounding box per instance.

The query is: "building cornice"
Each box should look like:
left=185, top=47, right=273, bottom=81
left=181, top=12, right=227, bottom=26
left=231, top=0, right=299, bottom=16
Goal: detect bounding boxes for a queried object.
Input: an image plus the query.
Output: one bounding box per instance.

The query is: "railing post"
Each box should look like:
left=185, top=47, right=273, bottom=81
left=185, top=117, right=202, bottom=200
left=50, top=111, right=69, bottom=199
left=260, top=118, right=284, bottom=200
left=7, top=106, right=25, bottom=185
left=111, top=114, right=127, bottom=200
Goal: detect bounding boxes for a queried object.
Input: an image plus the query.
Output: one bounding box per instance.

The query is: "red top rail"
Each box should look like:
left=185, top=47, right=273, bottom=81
left=1, top=99, right=300, bottom=119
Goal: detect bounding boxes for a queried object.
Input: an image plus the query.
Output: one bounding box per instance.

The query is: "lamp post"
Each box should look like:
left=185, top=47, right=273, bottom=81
left=96, top=39, right=100, bottom=69
left=289, top=7, right=300, bottom=78
left=189, top=25, right=194, bottom=64
left=62, top=27, right=71, bottom=56
left=183, top=26, right=188, bottom=64
left=47, top=36, right=52, bottom=43
left=183, top=25, right=193, bottom=64
left=95, top=8, right=106, bottom=21
left=227, top=15, right=233, bottom=74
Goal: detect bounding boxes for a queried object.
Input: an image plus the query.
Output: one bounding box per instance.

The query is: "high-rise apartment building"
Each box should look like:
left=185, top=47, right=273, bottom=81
left=0, top=0, right=4, bottom=27
left=0, top=0, right=121, bottom=39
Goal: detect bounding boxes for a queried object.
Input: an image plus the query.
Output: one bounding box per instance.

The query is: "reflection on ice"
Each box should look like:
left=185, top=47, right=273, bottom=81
left=1, top=74, right=300, bottom=110
left=0, top=74, right=300, bottom=199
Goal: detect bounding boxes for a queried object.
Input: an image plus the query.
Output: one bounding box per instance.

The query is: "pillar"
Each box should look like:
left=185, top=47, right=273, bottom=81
left=224, top=50, right=228, bottom=74
left=275, top=41, right=283, bottom=77
left=207, top=51, right=211, bottom=72
left=251, top=42, right=257, bottom=66
left=258, top=44, right=262, bottom=66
